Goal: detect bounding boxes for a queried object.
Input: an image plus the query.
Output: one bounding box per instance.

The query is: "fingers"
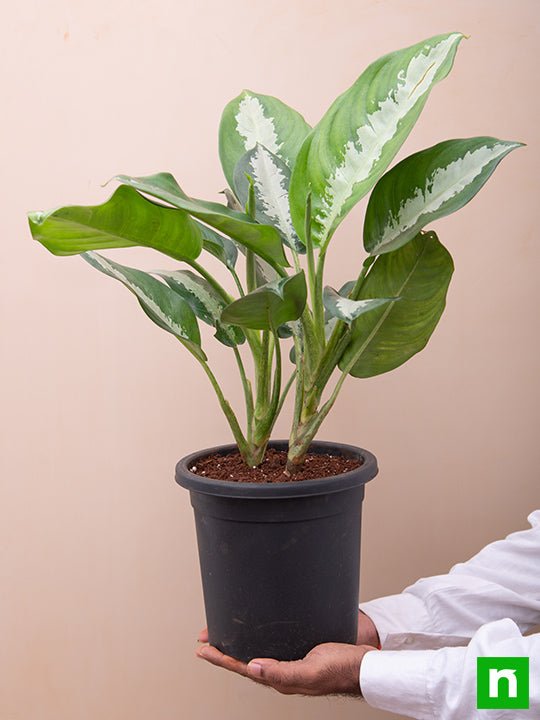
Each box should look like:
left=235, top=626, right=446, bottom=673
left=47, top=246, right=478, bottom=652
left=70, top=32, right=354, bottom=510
left=195, top=641, right=368, bottom=697
left=196, top=644, right=250, bottom=678
left=196, top=646, right=311, bottom=695
left=197, top=627, right=209, bottom=643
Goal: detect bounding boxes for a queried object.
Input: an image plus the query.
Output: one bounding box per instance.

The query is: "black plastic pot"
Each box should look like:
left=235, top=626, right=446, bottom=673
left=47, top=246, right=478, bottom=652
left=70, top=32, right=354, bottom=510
left=176, top=440, right=377, bottom=663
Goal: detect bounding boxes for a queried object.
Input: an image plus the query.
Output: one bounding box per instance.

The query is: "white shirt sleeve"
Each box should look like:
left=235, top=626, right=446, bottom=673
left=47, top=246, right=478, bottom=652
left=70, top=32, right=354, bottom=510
left=360, top=619, right=540, bottom=720
left=358, top=510, right=540, bottom=718
left=360, top=510, right=540, bottom=649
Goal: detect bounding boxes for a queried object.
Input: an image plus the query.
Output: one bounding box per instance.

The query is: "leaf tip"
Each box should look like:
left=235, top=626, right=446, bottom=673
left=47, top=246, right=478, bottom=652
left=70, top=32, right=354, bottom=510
left=27, top=210, right=44, bottom=226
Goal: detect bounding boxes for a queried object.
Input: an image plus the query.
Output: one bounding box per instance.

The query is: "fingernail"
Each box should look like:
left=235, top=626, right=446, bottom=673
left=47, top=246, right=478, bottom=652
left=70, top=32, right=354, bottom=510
left=248, top=662, right=263, bottom=677
left=197, top=647, right=208, bottom=658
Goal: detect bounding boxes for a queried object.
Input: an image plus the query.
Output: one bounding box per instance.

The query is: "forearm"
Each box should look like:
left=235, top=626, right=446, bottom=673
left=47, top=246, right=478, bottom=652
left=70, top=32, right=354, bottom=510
left=360, top=619, right=540, bottom=719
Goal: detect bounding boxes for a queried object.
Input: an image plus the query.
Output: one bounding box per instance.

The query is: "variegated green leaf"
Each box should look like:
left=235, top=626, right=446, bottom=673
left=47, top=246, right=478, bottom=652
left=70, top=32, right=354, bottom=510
left=221, top=271, right=307, bottom=330
left=197, top=223, right=238, bottom=269
left=156, top=269, right=245, bottom=347
left=234, top=144, right=304, bottom=253
left=289, top=32, right=464, bottom=248
left=114, top=173, right=289, bottom=270
left=219, top=90, right=311, bottom=191
left=365, top=137, right=523, bottom=254
left=340, top=231, right=453, bottom=377
left=82, top=252, right=205, bottom=360
left=28, top=185, right=202, bottom=261
left=323, top=280, right=355, bottom=340
left=323, top=286, right=395, bottom=324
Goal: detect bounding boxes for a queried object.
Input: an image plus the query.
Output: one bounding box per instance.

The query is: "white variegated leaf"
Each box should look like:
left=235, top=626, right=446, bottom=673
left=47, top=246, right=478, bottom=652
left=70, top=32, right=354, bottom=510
left=235, top=94, right=281, bottom=156
left=219, top=91, right=311, bottom=190
left=234, top=144, right=304, bottom=253
left=156, top=269, right=244, bottom=347
left=364, top=137, right=523, bottom=254
left=323, top=280, right=355, bottom=338
left=289, top=32, right=465, bottom=248
left=82, top=252, right=206, bottom=360
left=323, top=286, right=395, bottom=324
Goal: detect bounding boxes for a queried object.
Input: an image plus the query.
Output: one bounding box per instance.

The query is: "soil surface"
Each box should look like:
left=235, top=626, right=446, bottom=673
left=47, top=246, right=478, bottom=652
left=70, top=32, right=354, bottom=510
left=189, top=447, right=363, bottom=483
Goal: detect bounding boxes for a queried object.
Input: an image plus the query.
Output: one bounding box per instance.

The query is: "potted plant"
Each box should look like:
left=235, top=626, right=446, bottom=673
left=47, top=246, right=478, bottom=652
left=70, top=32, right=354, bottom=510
left=28, top=32, right=522, bottom=663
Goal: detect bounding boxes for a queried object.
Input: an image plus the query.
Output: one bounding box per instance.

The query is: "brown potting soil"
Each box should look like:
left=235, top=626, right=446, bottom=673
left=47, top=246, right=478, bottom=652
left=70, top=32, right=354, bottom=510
left=189, top=447, right=362, bottom=483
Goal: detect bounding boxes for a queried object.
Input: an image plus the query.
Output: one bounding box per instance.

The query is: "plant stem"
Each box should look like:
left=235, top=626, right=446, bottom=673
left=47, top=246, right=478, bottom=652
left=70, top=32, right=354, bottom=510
left=246, top=250, right=257, bottom=293
left=285, top=256, right=380, bottom=472
left=304, top=195, right=325, bottom=349
left=233, top=346, right=254, bottom=443
left=287, top=266, right=398, bottom=470
left=254, top=330, right=270, bottom=421
left=269, top=329, right=282, bottom=415
left=288, top=332, right=305, bottom=450
left=307, top=256, right=377, bottom=408
left=313, top=249, right=326, bottom=337
left=252, top=329, right=282, bottom=448
left=231, top=267, right=245, bottom=297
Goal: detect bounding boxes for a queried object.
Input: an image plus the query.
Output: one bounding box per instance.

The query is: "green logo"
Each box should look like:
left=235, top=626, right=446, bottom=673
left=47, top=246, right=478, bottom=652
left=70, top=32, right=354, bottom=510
left=477, top=657, right=529, bottom=709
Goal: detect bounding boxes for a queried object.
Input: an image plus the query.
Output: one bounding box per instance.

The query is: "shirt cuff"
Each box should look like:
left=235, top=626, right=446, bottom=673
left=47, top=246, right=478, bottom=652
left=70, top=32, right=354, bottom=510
left=360, top=592, right=433, bottom=646
left=360, top=648, right=435, bottom=720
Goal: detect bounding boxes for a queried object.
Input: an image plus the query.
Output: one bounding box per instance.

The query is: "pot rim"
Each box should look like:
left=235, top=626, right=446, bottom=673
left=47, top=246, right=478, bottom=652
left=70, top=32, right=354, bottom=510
left=175, top=439, right=378, bottom=498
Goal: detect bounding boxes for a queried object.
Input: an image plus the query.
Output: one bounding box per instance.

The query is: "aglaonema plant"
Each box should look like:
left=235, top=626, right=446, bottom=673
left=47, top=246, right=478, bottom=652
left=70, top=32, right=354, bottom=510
left=28, top=32, right=522, bottom=474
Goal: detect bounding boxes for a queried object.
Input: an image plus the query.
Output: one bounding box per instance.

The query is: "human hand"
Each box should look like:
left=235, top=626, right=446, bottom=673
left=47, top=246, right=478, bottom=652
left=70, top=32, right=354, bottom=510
left=196, top=638, right=376, bottom=696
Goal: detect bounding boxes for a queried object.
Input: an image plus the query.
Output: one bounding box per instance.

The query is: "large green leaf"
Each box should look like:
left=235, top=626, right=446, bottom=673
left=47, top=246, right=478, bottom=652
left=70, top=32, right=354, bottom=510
left=156, top=269, right=245, bottom=347
left=221, top=271, right=307, bottom=330
left=234, top=144, right=304, bottom=253
left=28, top=185, right=202, bottom=261
left=219, top=90, right=311, bottom=190
left=289, top=32, right=464, bottom=249
left=364, top=137, right=523, bottom=255
left=82, top=252, right=205, bottom=360
left=340, top=232, right=453, bottom=377
left=114, top=173, right=289, bottom=269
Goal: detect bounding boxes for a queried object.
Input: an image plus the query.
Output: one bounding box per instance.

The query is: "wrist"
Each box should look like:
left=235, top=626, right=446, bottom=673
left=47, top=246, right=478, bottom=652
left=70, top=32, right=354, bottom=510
left=358, top=611, right=381, bottom=648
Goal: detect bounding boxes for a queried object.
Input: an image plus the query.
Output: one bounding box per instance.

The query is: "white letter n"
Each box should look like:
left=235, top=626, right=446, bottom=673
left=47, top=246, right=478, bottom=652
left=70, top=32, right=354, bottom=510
left=489, top=668, right=518, bottom=698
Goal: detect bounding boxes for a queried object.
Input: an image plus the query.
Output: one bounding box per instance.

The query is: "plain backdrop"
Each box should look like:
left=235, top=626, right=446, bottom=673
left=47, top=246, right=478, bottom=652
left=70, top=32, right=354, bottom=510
left=1, top=1, right=539, bottom=719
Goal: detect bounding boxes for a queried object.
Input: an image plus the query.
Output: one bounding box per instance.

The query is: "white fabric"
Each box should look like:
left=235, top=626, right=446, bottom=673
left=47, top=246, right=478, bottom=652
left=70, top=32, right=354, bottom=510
left=359, top=510, right=540, bottom=719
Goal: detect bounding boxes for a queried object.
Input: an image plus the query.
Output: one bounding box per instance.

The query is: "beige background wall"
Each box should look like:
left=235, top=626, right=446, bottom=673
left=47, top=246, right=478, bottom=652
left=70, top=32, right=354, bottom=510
left=1, top=1, right=539, bottom=718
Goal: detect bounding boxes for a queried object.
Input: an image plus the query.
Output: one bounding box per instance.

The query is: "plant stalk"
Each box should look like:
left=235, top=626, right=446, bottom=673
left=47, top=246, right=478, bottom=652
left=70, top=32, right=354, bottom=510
left=233, top=346, right=254, bottom=444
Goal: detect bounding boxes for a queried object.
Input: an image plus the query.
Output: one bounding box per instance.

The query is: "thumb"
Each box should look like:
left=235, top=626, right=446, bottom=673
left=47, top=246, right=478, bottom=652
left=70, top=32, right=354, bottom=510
left=247, top=657, right=308, bottom=687
left=247, top=658, right=279, bottom=679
